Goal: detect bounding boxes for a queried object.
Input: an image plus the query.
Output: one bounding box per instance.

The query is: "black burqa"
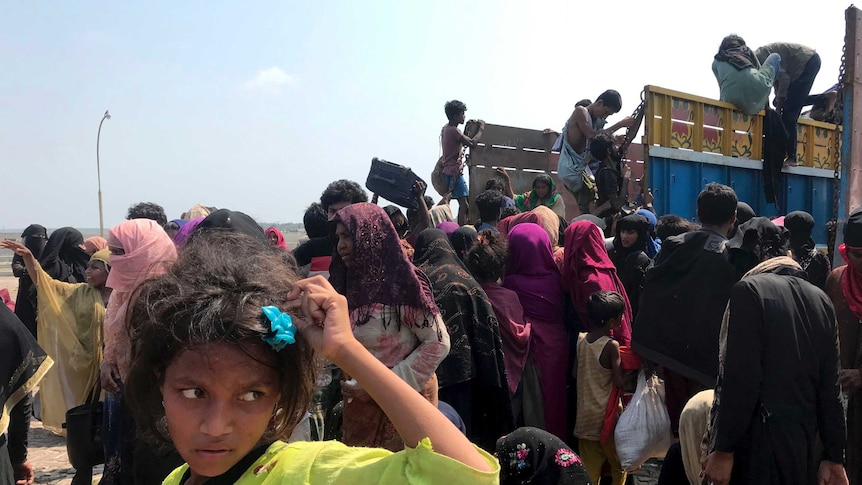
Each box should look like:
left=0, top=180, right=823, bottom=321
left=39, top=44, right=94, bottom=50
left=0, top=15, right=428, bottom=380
left=38, top=227, right=89, bottom=284
left=631, top=228, right=737, bottom=386
left=709, top=259, right=845, bottom=485
left=12, top=225, right=47, bottom=337
left=727, top=217, right=790, bottom=281
left=607, top=214, right=653, bottom=318
left=784, top=211, right=831, bottom=289
left=413, top=228, right=514, bottom=450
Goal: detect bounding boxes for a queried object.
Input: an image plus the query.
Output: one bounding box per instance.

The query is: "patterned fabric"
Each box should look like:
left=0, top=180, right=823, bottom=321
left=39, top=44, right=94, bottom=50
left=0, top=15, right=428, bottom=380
left=413, top=228, right=513, bottom=450
left=496, top=427, right=592, bottom=485
left=330, top=203, right=439, bottom=323
left=0, top=305, right=53, bottom=436
left=714, top=45, right=759, bottom=71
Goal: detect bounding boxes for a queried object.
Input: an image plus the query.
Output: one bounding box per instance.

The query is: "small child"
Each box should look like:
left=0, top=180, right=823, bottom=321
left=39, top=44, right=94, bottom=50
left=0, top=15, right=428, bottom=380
left=573, top=290, right=628, bottom=485
left=123, top=231, right=498, bottom=484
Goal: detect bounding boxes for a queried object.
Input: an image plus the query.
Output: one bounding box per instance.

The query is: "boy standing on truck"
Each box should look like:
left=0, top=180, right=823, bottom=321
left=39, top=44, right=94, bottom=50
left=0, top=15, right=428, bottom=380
left=556, top=90, right=634, bottom=215
left=441, top=100, right=484, bottom=225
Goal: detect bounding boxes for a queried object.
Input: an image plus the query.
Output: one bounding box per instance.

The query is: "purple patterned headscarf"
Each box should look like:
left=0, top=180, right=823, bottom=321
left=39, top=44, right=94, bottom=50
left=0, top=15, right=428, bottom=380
left=329, top=203, right=439, bottom=319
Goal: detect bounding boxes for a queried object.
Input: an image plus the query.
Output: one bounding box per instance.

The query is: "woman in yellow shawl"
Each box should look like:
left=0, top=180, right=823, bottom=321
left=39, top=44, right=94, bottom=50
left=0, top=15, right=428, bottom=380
left=0, top=240, right=110, bottom=436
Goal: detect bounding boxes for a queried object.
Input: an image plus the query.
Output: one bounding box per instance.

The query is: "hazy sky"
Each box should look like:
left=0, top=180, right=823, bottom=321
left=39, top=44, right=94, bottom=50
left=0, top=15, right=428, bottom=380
left=1, top=1, right=849, bottom=230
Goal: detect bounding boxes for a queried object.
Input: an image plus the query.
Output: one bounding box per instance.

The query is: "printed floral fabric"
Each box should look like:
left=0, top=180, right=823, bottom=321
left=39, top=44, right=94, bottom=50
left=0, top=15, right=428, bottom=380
left=495, top=427, right=592, bottom=484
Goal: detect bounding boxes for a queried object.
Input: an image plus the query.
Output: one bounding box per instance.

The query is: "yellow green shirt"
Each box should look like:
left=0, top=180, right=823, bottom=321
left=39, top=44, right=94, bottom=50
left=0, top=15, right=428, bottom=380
left=163, top=438, right=500, bottom=484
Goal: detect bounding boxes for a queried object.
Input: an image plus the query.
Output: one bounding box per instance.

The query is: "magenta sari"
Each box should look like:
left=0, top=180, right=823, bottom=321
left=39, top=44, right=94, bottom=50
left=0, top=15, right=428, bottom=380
left=502, top=223, right=569, bottom=439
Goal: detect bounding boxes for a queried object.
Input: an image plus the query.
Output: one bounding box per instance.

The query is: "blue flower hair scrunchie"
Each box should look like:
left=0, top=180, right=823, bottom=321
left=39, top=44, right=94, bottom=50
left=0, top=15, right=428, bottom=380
left=261, top=306, right=297, bottom=351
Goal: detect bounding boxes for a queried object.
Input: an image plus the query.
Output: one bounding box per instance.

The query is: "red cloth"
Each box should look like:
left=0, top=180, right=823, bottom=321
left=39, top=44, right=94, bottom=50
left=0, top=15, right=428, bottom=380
left=599, top=346, right=642, bottom=444
left=481, top=282, right=531, bottom=395
left=265, top=227, right=288, bottom=250
left=562, top=221, right=633, bottom=345
left=0, top=289, right=14, bottom=312
left=839, top=243, right=862, bottom=319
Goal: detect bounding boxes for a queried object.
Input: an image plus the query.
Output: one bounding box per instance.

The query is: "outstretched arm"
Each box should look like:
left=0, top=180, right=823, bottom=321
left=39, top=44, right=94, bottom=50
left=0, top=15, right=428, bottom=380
left=287, top=276, right=493, bottom=472
left=0, top=241, right=41, bottom=285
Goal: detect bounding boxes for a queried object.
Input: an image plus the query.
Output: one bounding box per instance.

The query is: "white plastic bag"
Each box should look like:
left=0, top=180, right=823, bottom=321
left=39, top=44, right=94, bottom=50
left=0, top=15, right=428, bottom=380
left=614, top=370, right=672, bottom=472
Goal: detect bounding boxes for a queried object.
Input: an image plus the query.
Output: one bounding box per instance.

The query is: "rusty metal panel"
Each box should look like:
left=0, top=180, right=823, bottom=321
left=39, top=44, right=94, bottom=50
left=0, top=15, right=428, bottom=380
left=470, top=146, right=554, bottom=172
left=478, top=124, right=557, bottom=151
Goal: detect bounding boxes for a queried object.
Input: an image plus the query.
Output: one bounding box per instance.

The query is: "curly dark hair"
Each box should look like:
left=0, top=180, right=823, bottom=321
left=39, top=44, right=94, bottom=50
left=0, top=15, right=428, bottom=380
left=127, top=202, right=168, bottom=227
left=124, top=231, right=316, bottom=445
left=500, top=206, right=520, bottom=220
left=319, top=180, right=368, bottom=213
left=303, top=202, right=328, bottom=238
left=444, top=100, right=467, bottom=121
left=464, top=229, right=508, bottom=283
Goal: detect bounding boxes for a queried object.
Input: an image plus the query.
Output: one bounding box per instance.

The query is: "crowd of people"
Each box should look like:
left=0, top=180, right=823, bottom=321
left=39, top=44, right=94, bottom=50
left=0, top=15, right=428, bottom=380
left=0, top=171, right=856, bottom=485
left=0, top=59, right=854, bottom=484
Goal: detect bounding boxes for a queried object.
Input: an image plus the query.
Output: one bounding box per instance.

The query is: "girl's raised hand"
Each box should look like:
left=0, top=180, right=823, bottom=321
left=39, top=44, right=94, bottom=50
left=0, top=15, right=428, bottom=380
left=286, top=276, right=358, bottom=363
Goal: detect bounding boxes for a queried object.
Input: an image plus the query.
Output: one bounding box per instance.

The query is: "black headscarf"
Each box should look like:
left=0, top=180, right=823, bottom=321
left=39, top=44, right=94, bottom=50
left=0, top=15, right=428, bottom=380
left=571, top=214, right=606, bottom=232
left=612, top=213, right=650, bottom=259
left=727, top=217, right=790, bottom=279
left=20, top=224, right=48, bottom=259
left=0, top=305, right=52, bottom=435
left=194, top=209, right=267, bottom=245
left=845, top=208, right=862, bottom=248
left=38, top=227, right=89, bottom=284
left=496, top=427, right=592, bottom=485
left=784, top=211, right=816, bottom=256
left=413, top=228, right=513, bottom=450
left=449, top=226, right=478, bottom=261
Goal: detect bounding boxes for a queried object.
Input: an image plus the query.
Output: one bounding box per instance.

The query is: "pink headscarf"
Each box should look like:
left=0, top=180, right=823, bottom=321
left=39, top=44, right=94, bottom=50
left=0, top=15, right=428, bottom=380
left=497, top=212, right=541, bottom=237
left=502, top=223, right=564, bottom=325
left=562, top=220, right=632, bottom=345
left=107, top=219, right=177, bottom=292
left=81, top=236, right=108, bottom=254
left=265, top=227, right=288, bottom=250
left=104, top=219, right=177, bottom=380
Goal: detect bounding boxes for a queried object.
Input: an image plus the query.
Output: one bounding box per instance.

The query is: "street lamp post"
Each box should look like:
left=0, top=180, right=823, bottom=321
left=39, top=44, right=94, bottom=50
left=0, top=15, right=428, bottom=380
left=96, top=110, right=111, bottom=236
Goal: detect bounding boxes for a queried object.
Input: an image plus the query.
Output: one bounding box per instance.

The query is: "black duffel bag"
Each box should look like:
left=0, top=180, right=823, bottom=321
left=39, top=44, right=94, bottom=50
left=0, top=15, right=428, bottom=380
left=64, top=378, right=104, bottom=470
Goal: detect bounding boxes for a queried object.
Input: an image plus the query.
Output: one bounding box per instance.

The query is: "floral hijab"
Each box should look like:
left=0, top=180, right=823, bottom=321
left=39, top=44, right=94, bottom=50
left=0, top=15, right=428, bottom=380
left=496, top=427, right=592, bottom=485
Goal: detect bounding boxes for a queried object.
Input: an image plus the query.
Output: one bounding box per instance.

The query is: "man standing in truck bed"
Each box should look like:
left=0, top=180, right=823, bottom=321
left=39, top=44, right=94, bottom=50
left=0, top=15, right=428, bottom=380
left=557, top=90, right=634, bottom=215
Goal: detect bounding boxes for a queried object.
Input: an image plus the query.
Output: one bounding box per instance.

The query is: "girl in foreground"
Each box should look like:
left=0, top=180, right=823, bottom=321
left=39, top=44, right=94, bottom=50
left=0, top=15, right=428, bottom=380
left=124, top=231, right=498, bottom=484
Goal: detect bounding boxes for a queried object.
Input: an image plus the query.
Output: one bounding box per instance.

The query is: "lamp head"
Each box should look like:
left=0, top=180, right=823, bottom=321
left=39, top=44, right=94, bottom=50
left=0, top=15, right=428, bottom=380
left=104, top=110, right=111, bottom=120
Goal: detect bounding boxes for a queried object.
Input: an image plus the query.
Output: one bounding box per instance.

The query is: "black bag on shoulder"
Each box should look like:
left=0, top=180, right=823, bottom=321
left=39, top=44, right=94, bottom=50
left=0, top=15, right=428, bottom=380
left=64, top=378, right=105, bottom=469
